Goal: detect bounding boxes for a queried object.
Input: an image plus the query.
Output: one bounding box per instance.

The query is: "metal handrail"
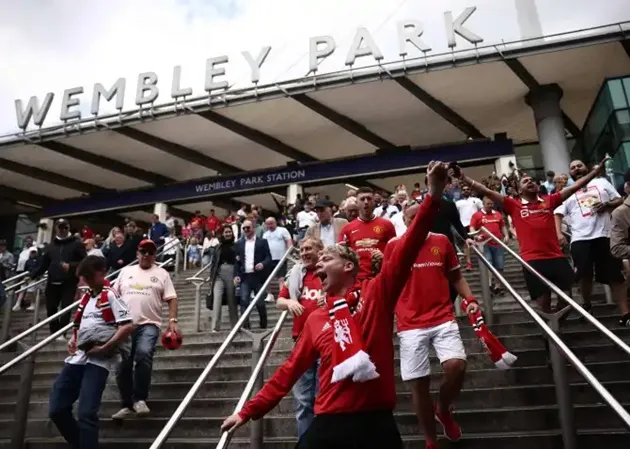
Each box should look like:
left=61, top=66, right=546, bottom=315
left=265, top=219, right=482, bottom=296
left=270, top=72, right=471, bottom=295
left=216, top=310, right=289, bottom=449
left=476, top=226, right=630, bottom=358
left=0, top=242, right=169, bottom=352
left=1, top=271, right=29, bottom=286
left=471, top=244, right=630, bottom=431
left=186, top=254, right=217, bottom=333
left=0, top=258, right=174, bottom=376
left=149, top=245, right=296, bottom=449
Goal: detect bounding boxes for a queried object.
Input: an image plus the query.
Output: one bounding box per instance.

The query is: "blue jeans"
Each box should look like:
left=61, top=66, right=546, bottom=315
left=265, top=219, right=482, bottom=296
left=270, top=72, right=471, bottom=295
left=240, top=274, right=267, bottom=329
left=292, top=361, right=319, bottom=440
left=116, top=324, right=159, bottom=408
left=483, top=245, right=505, bottom=271
left=49, top=362, right=109, bottom=449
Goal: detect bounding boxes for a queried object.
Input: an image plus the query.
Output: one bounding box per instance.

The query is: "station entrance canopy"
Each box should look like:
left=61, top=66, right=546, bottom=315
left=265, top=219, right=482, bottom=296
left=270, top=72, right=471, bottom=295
left=41, top=140, right=511, bottom=217
left=0, top=22, right=629, bottom=222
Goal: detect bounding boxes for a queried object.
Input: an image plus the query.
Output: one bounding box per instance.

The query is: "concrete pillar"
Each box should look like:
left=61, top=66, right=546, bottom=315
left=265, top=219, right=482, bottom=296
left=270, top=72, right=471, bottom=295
left=525, top=84, right=571, bottom=175
left=494, top=156, right=517, bottom=178
left=153, top=202, right=168, bottom=222
left=36, top=219, right=54, bottom=246
left=287, top=184, right=303, bottom=205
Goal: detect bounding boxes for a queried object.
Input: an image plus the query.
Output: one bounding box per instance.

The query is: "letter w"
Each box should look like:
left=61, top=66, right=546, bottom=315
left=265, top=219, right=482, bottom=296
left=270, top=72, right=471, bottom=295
left=14, top=93, right=55, bottom=129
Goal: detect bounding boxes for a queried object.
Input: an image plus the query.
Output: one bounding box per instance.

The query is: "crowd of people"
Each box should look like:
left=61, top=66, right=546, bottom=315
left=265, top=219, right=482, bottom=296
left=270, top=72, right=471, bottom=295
left=2, top=154, right=630, bottom=448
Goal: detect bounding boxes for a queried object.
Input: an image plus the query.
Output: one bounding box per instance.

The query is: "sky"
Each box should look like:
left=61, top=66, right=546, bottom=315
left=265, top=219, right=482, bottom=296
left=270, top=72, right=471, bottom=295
left=1, top=0, right=629, bottom=135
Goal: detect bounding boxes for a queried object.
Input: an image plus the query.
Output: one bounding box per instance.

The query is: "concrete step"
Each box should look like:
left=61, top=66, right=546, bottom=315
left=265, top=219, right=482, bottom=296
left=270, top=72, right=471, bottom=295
left=4, top=380, right=629, bottom=420
left=14, top=403, right=630, bottom=440
left=18, top=430, right=630, bottom=449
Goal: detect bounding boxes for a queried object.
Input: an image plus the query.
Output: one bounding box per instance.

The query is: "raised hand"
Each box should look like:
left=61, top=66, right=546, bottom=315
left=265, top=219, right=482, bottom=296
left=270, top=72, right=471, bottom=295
left=426, top=161, right=450, bottom=198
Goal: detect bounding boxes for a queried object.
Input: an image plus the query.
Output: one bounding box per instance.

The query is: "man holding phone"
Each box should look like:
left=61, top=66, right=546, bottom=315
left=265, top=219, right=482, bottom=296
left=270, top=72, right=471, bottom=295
left=453, top=166, right=483, bottom=271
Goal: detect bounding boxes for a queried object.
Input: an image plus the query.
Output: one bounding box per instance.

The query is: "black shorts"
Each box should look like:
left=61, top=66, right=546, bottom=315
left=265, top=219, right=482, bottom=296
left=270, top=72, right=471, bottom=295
left=269, top=259, right=287, bottom=279
left=523, top=257, right=574, bottom=300
left=571, top=237, right=625, bottom=285
left=296, top=409, right=402, bottom=449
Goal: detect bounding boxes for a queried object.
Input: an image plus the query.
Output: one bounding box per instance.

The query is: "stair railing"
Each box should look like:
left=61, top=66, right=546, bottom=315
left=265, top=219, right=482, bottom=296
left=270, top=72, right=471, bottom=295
left=470, top=228, right=630, bottom=449
left=0, top=241, right=170, bottom=352
left=216, top=310, right=289, bottom=449
left=7, top=257, right=175, bottom=449
left=1, top=270, right=29, bottom=286
left=186, top=248, right=219, bottom=333
left=149, top=245, right=298, bottom=449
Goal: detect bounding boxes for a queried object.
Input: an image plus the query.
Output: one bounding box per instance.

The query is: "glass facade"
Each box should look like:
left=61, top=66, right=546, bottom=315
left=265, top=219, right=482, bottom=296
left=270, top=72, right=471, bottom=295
left=579, top=77, right=630, bottom=187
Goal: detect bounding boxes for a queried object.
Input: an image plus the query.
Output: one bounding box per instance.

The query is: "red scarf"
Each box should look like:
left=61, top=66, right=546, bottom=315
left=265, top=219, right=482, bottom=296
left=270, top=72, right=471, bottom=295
left=326, top=287, right=379, bottom=383
left=462, top=297, right=517, bottom=370
left=73, top=285, right=115, bottom=338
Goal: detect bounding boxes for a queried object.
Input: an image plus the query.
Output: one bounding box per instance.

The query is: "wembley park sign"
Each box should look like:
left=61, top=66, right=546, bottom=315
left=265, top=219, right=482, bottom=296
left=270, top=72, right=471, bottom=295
left=15, top=6, right=485, bottom=130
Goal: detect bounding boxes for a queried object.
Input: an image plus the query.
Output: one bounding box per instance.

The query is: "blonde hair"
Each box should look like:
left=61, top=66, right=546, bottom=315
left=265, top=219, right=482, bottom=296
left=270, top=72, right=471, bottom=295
left=190, top=237, right=199, bottom=245
left=300, top=236, right=324, bottom=250
left=321, top=244, right=359, bottom=276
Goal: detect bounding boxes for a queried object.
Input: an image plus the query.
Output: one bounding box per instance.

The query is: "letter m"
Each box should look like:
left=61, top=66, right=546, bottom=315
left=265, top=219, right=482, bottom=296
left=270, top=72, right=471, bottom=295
left=14, top=93, right=55, bottom=129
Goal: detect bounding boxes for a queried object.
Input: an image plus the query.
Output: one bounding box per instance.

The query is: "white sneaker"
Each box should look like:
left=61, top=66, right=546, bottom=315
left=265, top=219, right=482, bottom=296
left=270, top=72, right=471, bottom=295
left=12, top=303, right=22, bottom=312
left=26, top=304, right=35, bottom=311
left=133, top=400, right=150, bottom=415
left=265, top=293, right=275, bottom=303
left=112, top=407, right=134, bottom=420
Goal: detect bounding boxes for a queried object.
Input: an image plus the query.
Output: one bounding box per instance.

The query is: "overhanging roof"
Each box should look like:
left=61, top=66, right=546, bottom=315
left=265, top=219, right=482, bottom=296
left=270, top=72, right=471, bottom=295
left=0, top=23, right=629, bottom=218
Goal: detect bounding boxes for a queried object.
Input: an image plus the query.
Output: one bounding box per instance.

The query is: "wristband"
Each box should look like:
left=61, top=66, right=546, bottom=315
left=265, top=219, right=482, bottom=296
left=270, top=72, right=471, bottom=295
left=461, top=296, right=479, bottom=313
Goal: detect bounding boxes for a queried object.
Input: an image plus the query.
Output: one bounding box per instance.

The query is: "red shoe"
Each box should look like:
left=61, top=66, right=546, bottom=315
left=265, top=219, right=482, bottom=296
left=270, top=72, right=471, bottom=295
left=465, top=262, right=473, bottom=271
left=434, top=404, right=462, bottom=441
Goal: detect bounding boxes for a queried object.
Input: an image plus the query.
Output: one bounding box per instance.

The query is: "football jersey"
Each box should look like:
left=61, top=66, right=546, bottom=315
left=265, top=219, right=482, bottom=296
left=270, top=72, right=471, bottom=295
left=338, top=216, right=396, bottom=279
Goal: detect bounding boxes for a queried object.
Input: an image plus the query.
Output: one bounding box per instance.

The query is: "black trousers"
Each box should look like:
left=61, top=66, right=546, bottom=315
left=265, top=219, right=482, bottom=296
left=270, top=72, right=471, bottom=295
left=296, top=409, right=402, bottom=449
left=45, top=282, right=78, bottom=335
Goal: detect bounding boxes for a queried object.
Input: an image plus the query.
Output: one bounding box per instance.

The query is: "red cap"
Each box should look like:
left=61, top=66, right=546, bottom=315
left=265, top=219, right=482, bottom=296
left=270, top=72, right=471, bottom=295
left=138, top=239, right=157, bottom=251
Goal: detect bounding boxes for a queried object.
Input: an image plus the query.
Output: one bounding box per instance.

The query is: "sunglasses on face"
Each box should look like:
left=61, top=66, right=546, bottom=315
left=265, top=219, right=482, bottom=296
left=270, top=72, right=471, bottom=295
left=242, top=226, right=251, bottom=231
left=139, top=249, right=156, bottom=256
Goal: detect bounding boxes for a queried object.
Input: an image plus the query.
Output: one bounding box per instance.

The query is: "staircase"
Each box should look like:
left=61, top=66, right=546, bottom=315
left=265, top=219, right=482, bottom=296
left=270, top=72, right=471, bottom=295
left=0, top=268, right=628, bottom=448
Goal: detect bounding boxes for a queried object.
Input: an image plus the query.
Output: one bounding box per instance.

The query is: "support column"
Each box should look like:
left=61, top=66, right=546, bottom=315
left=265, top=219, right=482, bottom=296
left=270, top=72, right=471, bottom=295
left=36, top=219, right=53, bottom=246
left=525, top=84, right=571, bottom=175
left=153, top=203, right=168, bottom=222
left=286, top=184, right=303, bottom=205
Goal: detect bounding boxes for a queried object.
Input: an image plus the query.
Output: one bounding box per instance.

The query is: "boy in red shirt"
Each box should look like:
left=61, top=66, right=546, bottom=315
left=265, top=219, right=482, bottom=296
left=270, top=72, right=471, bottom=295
left=221, top=161, right=449, bottom=448
left=275, top=237, right=324, bottom=440
left=384, top=202, right=478, bottom=449
left=338, top=186, right=396, bottom=280
left=454, top=158, right=607, bottom=313
left=470, top=197, right=510, bottom=294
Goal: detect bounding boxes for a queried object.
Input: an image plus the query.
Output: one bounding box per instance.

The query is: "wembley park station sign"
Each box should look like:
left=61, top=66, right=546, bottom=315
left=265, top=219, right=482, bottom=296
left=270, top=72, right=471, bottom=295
left=15, top=6, right=485, bottom=130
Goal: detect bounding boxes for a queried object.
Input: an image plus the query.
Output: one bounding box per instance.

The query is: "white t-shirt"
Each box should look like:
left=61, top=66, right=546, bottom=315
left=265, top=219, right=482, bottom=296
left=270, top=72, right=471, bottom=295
left=17, top=248, right=33, bottom=271
left=455, top=197, right=483, bottom=227
left=66, top=289, right=131, bottom=371
left=263, top=227, right=292, bottom=260
left=296, top=210, right=318, bottom=229
left=113, top=264, right=177, bottom=327
left=390, top=212, right=407, bottom=237
left=374, top=205, right=400, bottom=219
left=554, top=177, right=621, bottom=243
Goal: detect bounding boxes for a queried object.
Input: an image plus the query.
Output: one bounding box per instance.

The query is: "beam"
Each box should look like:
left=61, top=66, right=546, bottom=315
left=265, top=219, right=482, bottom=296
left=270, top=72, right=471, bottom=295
left=38, top=141, right=172, bottom=185
left=0, top=185, right=53, bottom=206
left=198, top=111, right=317, bottom=162
left=503, top=58, right=582, bottom=138
left=394, top=77, right=485, bottom=139
left=0, top=158, right=103, bottom=194
left=113, top=128, right=240, bottom=174
left=292, top=94, right=395, bottom=148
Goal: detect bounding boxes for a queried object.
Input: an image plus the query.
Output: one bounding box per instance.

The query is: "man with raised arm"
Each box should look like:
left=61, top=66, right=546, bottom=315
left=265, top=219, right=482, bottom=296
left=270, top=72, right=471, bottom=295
left=221, top=162, right=449, bottom=449
left=453, top=158, right=608, bottom=313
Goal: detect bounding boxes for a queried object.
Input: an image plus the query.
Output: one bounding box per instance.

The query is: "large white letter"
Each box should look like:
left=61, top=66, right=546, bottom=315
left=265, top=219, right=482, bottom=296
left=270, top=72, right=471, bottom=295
left=171, top=66, right=192, bottom=98
left=308, top=36, right=336, bottom=72
left=397, top=20, right=431, bottom=57
left=445, top=7, right=483, bottom=48
left=345, top=27, right=384, bottom=66
left=242, top=46, right=271, bottom=84
left=135, top=72, right=159, bottom=106
left=91, top=78, right=126, bottom=115
left=59, top=87, right=83, bottom=121
left=205, top=56, right=229, bottom=92
left=14, top=93, right=55, bottom=129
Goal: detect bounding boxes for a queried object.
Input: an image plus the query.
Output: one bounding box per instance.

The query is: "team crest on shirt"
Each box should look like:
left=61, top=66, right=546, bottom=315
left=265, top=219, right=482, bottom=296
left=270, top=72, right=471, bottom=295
left=430, top=247, right=440, bottom=256
left=150, top=277, right=158, bottom=283
left=373, top=225, right=383, bottom=234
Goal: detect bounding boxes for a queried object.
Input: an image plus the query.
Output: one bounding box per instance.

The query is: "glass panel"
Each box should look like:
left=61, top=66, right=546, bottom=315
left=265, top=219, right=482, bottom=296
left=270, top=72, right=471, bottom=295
left=608, top=79, right=628, bottom=109
left=623, top=78, right=630, bottom=106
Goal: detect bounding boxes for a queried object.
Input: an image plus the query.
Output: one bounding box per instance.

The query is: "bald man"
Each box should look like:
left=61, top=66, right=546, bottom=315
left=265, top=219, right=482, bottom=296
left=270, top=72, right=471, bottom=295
left=262, top=217, right=293, bottom=302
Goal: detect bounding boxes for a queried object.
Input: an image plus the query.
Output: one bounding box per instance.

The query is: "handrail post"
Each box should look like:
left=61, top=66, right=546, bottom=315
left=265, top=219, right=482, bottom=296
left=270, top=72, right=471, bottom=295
left=183, top=243, right=188, bottom=272
left=192, top=280, right=204, bottom=333
left=248, top=330, right=272, bottom=449
left=1, top=288, right=16, bottom=344
left=174, top=245, right=181, bottom=278
left=603, top=285, right=614, bottom=305
left=541, top=307, right=578, bottom=449
left=10, top=341, right=35, bottom=449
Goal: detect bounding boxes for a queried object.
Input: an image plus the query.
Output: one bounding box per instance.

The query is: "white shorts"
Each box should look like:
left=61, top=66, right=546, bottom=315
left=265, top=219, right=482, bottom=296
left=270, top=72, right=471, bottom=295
left=398, top=320, right=467, bottom=381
